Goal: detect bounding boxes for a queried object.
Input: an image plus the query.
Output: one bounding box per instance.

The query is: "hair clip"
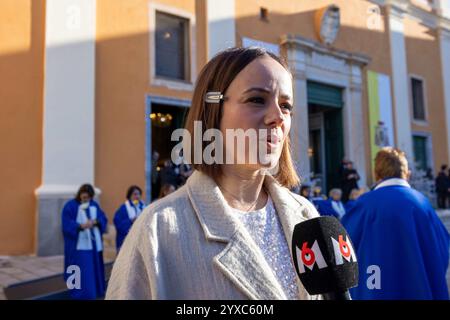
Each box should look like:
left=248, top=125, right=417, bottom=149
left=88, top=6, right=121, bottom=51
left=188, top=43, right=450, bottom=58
left=205, top=91, right=224, bottom=104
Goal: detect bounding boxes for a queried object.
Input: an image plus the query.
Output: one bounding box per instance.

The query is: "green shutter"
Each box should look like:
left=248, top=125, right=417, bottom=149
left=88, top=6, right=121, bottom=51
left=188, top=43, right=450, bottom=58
left=413, top=135, right=428, bottom=171
left=325, top=110, right=344, bottom=191
left=307, top=81, right=343, bottom=108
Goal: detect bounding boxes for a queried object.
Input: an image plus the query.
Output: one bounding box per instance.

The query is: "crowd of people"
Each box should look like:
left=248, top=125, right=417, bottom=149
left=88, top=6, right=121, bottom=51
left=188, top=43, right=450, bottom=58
left=61, top=150, right=450, bottom=300
left=151, top=151, right=193, bottom=200
left=61, top=149, right=450, bottom=300
left=61, top=153, right=192, bottom=299
left=60, top=46, right=448, bottom=301
left=298, top=149, right=449, bottom=299
left=298, top=159, right=366, bottom=221
left=341, top=148, right=449, bottom=299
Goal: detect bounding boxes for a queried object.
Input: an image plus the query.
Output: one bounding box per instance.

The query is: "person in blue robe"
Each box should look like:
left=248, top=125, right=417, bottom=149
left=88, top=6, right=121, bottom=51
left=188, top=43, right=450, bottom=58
left=113, top=185, right=145, bottom=252
left=342, top=147, right=450, bottom=300
left=316, top=188, right=346, bottom=219
left=344, top=199, right=357, bottom=213
left=62, top=184, right=108, bottom=300
left=299, top=184, right=312, bottom=202
left=314, top=198, right=338, bottom=218
left=344, top=188, right=362, bottom=213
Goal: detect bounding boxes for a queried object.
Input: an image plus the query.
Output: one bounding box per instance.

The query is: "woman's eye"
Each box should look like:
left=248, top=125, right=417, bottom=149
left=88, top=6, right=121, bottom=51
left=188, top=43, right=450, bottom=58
left=281, top=103, right=293, bottom=112
left=247, top=97, right=293, bottom=113
left=247, top=97, right=265, bottom=105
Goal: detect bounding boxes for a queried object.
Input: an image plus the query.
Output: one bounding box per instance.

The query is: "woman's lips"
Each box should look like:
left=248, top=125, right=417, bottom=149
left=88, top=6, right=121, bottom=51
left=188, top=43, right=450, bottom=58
left=264, top=134, right=281, bottom=152
left=268, top=134, right=280, bottom=144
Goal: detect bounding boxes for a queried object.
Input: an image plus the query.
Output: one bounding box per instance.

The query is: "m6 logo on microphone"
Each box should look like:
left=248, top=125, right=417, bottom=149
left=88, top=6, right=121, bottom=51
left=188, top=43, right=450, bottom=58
left=296, top=241, right=327, bottom=273
left=292, top=216, right=359, bottom=295
left=331, top=235, right=357, bottom=265
left=295, top=234, right=357, bottom=274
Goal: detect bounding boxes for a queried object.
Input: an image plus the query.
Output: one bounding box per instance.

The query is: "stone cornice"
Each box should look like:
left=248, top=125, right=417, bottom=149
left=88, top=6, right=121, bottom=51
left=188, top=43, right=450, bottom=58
left=368, top=0, right=450, bottom=32
left=280, top=34, right=371, bottom=66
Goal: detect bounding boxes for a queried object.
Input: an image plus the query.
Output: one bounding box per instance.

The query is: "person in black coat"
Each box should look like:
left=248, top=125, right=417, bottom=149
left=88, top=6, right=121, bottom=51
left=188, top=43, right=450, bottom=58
left=338, top=158, right=349, bottom=188
left=160, top=159, right=180, bottom=187
left=341, top=161, right=360, bottom=203
left=436, top=165, right=450, bottom=209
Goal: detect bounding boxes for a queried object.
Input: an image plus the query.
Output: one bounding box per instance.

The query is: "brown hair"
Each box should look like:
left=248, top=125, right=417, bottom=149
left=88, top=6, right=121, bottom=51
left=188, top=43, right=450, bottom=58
left=374, top=147, right=409, bottom=180
left=184, top=47, right=300, bottom=188
left=126, top=185, right=142, bottom=200
left=75, top=184, right=95, bottom=202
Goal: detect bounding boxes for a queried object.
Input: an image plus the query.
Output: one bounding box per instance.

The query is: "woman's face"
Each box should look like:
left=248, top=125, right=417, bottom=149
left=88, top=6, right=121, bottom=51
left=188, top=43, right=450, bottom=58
left=220, top=56, right=293, bottom=172
left=80, top=192, right=92, bottom=203
left=331, top=192, right=342, bottom=201
left=130, top=190, right=141, bottom=202
left=302, top=188, right=311, bottom=197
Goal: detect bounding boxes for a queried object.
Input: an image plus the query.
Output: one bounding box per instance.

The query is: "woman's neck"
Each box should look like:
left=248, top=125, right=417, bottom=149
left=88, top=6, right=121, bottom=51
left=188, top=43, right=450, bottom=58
left=216, top=166, right=268, bottom=212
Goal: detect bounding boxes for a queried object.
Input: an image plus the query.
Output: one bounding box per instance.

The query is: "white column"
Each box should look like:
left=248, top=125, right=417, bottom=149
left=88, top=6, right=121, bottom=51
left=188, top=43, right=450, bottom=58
left=436, top=0, right=450, bottom=19
left=35, top=0, right=97, bottom=256
left=343, top=65, right=367, bottom=188
left=387, top=6, right=413, bottom=158
left=286, top=47, right=311, bottom=182
left=206, top=0, right=235, bottom=59
left=439, top=28, right=450, bottom=163
left=40, top=0, right=96, bottom=189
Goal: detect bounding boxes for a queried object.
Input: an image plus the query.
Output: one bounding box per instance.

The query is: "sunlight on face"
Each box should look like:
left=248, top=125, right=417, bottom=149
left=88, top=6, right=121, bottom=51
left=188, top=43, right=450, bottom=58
left=220, top=55, right=293, bottom=171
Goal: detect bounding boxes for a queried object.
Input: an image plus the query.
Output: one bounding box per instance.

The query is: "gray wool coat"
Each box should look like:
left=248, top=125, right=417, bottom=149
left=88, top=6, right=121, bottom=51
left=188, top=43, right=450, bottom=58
left=106, top=170, right=321, bottom=300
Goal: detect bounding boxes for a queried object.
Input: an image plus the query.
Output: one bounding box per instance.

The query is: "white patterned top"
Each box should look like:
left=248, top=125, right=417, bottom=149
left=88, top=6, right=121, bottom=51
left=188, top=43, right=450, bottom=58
left=230, top=196, right=299, bottom=300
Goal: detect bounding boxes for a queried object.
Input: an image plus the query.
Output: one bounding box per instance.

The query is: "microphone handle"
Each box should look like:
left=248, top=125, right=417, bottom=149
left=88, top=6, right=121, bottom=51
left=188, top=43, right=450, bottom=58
left=321, top=290, right=352, bottom=300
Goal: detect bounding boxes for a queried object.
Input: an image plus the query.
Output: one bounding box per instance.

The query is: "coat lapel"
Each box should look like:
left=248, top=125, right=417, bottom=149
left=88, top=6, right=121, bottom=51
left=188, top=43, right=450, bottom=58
left=186, top=170, right=313, bottom=300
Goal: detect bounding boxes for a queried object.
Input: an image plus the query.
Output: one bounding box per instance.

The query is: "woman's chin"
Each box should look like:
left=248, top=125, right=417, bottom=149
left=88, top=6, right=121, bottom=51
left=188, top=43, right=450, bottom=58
left=257, top=154, right=280, bottom=172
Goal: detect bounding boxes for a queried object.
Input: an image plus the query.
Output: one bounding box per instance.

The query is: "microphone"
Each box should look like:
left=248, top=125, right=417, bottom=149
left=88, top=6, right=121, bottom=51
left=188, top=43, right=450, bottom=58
left=291, top=216, right=358, bottom=300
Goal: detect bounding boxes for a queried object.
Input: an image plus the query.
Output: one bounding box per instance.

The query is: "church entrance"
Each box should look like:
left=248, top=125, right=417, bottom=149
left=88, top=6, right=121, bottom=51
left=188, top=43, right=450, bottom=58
left=307, top=81, right=344, bottom=193
left=146, top=97, right=190, bottom=202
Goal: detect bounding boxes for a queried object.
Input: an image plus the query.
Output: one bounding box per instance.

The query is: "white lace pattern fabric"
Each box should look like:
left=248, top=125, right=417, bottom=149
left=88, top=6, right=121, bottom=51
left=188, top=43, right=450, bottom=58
left=230, top=196, right=299, bottom=300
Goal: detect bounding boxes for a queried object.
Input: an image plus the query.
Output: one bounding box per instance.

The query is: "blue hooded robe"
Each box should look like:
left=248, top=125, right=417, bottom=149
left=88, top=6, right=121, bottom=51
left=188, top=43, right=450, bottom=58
left=62, top=199, right=108, bottom=300
left=113, top=200, right=145, bottom=251
left=314, top=199, right=345, bottom=219
left=344, top=199, right=357, bottom=213
left=342, top=178, right=450, bottom=300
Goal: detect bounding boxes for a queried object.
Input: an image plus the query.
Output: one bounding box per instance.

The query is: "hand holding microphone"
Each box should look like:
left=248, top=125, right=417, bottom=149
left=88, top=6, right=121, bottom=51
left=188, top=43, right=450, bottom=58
left=292, top=216, right=359, bottom=300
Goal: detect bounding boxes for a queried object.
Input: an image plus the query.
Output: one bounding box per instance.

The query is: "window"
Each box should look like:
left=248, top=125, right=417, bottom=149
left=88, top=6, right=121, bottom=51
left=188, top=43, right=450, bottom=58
left=413, top=135, right=428, bottom=171
left=155, top=11, right=189, bottom=81
left=260, top=7, right=269, bottom=21
left=411, top=77, right=426, bottom=121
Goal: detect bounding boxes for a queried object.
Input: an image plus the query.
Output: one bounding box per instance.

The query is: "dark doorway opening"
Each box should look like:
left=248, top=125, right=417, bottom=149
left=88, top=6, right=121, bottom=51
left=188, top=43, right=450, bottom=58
left=149, top=102, right=189, bottom=201
left=307, top=81, right=344, bottom=194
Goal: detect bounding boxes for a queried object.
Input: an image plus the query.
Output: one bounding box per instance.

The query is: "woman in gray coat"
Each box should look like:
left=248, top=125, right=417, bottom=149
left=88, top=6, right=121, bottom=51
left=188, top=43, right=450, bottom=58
left=106, top=47, right=320, bottom=300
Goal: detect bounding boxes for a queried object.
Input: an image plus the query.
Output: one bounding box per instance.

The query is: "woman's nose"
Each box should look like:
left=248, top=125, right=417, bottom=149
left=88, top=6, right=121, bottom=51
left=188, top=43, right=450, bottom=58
left=265, top=100, right=284, bottom=127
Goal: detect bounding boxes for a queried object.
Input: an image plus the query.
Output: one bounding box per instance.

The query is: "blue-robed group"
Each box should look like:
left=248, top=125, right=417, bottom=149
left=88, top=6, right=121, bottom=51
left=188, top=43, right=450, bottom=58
left=303, top=147, right=450, bottom=300
left=62, top=146, right=449, bottom=300
left=61, top=184, right=147, bottom=299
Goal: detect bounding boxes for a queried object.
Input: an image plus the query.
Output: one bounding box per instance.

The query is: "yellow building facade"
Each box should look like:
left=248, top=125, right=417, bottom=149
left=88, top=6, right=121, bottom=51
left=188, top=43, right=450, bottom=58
left=1, top=0, right=450, bottom=255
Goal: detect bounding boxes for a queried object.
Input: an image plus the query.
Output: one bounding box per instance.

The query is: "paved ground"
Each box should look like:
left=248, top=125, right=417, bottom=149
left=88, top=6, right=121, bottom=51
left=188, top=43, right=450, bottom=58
left=0, top=226, right=117, bottom=300
left=0, top=255, right=64, bottom=300
left=1, top=213, right=450, bottom=300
